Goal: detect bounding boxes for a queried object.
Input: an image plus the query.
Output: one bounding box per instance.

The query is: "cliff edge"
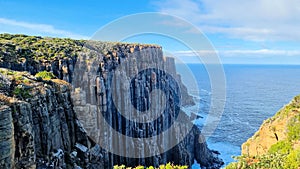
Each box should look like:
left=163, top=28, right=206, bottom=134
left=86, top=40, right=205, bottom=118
left=226, top=95, right=300, bottom=169
left=0, top=34, right=223, bottom=168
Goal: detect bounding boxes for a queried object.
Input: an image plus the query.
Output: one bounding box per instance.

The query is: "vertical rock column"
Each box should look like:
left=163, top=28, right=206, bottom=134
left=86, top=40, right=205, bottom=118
left=0, top=106, right=14, bottom=169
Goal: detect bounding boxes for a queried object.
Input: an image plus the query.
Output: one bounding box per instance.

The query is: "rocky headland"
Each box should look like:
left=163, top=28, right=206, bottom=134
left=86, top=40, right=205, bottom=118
left=0, top=34, right=223, bottom=169
left=226, top=95, right=300, bottom=168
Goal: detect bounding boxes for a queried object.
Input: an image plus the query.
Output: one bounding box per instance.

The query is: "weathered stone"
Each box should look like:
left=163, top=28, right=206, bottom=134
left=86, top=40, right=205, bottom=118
left=70, top=43, right=222, bottom=168
left=0, top=71, right=96, bottom=169
left=0, top=106, right=14, bottom=169
left=0, top=38, right=222, bottom=168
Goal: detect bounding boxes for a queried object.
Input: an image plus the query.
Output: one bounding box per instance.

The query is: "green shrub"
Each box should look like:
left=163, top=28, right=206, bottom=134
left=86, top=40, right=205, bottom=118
left=136, top=166, right=145, bottom=169
left=35, top=71, right=56, bottom=80
left=268, top=140, right=292, bottom=154
left=287, top=114, right=300, bottom=141
left=113, top=163, right=188, bottom=169
left=225, top=162, right=238, bottom=169
left=12, top=87, right=31, bottom=99
left=226, top=153, right=287, bottom=169
left=283, top=149, right=300, bottom=169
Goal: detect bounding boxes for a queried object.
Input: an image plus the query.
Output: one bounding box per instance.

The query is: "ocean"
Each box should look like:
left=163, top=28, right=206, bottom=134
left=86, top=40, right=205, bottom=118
left=177, top=64, right=300, bottom=167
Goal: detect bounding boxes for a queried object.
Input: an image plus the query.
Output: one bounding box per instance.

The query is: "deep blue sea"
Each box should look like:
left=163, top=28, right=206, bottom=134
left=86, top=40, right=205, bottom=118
left=177, top=64, right=300, bottom=167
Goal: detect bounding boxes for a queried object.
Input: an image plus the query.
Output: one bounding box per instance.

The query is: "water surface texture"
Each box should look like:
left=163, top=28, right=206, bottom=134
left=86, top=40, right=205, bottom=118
left=181, top=64, right=300, bottom=165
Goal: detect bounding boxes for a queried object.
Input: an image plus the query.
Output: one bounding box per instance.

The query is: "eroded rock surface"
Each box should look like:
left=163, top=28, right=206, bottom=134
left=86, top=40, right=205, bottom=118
left=0, top=34, right=223, bottom=168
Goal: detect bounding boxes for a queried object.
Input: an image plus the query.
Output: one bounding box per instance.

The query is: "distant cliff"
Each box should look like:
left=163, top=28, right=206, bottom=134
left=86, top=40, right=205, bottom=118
left=226, top=95, right=300, bottom=169
left=0, top=34, right=223, bottom=168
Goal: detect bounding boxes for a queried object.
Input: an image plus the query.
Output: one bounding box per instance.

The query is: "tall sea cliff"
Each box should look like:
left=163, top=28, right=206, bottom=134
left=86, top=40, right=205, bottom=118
left=0, top=34, right=223, bottom=168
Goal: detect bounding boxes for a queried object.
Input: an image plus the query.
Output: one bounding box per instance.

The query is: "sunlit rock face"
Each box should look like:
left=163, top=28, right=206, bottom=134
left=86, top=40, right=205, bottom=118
left=71, top=42, right=221, bottom=168
left=0, top=34, right=223, bottom=168
left=0, top=70, right=91, bottom=169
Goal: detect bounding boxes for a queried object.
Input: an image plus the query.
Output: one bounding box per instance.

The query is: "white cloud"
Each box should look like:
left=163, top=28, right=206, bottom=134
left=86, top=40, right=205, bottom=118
left=174, top=49, right=300, bottom=57
left=154, top=0, right=300, bottom=41
left=222, top=49, right=300, bottom=57
left=175, top=50, right=216, bottom=56
left=0, top=18, right=89, bottom=39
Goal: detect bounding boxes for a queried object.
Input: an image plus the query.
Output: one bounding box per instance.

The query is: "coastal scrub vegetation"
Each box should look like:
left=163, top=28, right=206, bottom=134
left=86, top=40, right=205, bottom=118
left=0, top=33, right=161, bottom=66
left=35, top=71, right=56, bottom=80
left=226, top=150, right=300, bottom=169
left=113, top=163, right=188, bottom=169
left=12, top=86, right=32, bottom=99
left=0, top=33, right=84, bottom=63
left=226, top=95, right=300, bottom=169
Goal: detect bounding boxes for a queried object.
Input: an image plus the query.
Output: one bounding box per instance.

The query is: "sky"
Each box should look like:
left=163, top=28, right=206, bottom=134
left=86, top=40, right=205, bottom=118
left=1, top=0, right=300, bottom=64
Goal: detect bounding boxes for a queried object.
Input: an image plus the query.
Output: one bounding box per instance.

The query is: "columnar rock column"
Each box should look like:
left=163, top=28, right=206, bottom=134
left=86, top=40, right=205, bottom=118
left=0, top=106, right=14, bottom=169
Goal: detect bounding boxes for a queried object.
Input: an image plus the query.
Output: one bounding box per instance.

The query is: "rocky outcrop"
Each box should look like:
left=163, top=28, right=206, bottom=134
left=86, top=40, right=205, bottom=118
left=0, top=34, right=194, bottom=107
left=241, top=95, right=300, bottom=156
left=0, top=34, right=222, bottom=168
left=0, top=69, right=97, bottom=168
left=0, top=105, right=14, bottom=169
left=71, top=41, right=221, bottom=167
left=225, top=95, right=300, bottom=168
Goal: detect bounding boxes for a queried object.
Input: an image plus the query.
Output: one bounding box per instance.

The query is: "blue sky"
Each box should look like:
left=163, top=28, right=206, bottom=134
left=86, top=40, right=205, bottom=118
left=1, top=0, right=300, bottom=64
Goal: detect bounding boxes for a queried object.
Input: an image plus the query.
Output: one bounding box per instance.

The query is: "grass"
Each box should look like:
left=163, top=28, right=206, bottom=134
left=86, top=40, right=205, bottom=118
left=268, top=140, right=292, bottom=154
left=35, top=71, right=56, bottom=80
left=287, top=113, right=300, bottom=141
left=12, top=87, right=32, bottom=99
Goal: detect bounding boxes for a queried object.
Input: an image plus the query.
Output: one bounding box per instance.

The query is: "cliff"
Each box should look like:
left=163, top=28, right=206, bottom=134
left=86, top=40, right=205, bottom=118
left=226, top=95, right=300, bottom=169
left=0, top=69, right=93, bottom=168
left=0, top=34, right=223, bottom=168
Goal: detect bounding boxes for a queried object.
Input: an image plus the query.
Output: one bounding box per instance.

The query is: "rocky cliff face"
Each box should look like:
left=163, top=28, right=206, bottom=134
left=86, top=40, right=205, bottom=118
left=0, top=69, right=96, bottom=168
left=0, top=69, right=101, bottom=168
left=0, top=34, right=223, bottom=168
left=225, top=95, right=300, bottom=168
left=71, top=41, right=222, bottom=167
left=241, top=95, right=300, bottom=156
